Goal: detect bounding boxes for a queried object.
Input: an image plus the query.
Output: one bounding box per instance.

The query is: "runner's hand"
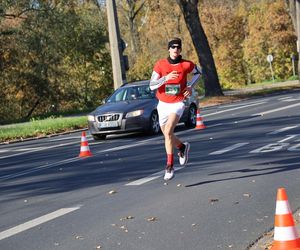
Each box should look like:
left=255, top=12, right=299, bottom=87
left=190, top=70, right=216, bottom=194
left=165, top=71, right=179, bottom=81
left=183, top=86, right=192, bottom=98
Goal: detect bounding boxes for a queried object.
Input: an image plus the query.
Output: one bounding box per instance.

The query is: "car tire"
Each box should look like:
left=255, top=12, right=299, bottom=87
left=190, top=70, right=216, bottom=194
left=147, top=111, right=160, bottom=135
left=92, top=134, right=107, bottom=140
left=184, top=105, right=197, bottom=128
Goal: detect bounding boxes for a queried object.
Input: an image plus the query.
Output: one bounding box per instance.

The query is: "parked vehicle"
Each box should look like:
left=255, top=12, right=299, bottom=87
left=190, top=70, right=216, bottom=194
left=87, top=80, right=199, bottom=140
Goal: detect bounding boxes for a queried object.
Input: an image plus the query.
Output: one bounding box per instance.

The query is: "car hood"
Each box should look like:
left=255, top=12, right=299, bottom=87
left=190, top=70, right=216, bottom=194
left=90, top=99, right=157, bottom=115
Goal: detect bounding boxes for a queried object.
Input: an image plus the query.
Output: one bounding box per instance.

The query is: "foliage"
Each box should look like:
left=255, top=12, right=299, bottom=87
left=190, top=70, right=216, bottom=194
left=0, top=0, right=298, bottom=123
left=243, top=0, right=297, bottom=83
left=0, top=1, right=112, bottom=123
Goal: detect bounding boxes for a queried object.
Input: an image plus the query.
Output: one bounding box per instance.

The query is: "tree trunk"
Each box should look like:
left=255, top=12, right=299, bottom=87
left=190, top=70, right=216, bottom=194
left=176, top=0, right=223, bottom=97
left=286, top=0, right=300, bottom=79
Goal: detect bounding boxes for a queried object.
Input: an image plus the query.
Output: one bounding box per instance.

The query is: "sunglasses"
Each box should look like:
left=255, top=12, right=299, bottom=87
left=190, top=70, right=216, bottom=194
left=170, top=45, right=181, bottom=49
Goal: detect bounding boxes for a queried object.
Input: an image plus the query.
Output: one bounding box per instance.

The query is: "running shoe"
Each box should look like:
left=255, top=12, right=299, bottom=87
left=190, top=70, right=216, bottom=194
left=164, top=165, right=174, bottom=181
left=178, top=142, right=190, bottom=165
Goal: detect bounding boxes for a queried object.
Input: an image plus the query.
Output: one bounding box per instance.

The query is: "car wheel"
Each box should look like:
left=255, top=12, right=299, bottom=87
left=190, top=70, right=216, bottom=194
left=184, top=105, right=197, bottom=128
left=92, top=134, right=106, bottom=140
left=148, top=111, right=160, bottom=135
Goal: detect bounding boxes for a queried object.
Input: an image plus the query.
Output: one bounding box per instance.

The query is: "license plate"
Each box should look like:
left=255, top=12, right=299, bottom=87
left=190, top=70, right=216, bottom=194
left=99, top=121, right=119, bottom=128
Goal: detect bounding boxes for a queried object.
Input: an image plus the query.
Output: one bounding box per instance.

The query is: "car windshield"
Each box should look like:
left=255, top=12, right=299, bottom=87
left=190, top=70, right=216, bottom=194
left=106, top=85, right=155, bottom=103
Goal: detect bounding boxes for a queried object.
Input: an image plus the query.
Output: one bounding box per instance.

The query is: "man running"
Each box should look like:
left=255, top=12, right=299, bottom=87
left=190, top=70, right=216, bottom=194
left=149, top=37, right=202, bottom=181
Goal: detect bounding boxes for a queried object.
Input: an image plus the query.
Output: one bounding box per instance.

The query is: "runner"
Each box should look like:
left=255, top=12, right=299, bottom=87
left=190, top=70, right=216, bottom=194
left=149, top=37, right=202, bottom=181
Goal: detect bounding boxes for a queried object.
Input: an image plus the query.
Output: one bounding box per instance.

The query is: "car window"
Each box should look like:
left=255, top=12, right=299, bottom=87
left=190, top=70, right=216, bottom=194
left=107, top=85, right=155, bottom=102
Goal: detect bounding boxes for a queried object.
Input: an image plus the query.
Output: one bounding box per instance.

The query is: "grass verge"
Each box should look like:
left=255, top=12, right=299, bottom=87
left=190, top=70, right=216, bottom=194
left=0, top=116, right=87, bottom=143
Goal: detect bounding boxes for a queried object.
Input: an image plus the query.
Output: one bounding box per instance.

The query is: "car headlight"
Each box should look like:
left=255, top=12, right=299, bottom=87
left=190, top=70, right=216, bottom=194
left=87, top=115, right=96, bottom=122
left=125, top=110, right=144, bottom=118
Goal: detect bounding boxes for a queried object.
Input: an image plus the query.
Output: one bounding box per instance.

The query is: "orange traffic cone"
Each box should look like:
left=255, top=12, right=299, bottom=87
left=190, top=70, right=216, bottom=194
left=270, top=187, right=300, bottom=250
left=78, top=131, right=92, bottom=157
left=195, top=109, right=206, bottom=129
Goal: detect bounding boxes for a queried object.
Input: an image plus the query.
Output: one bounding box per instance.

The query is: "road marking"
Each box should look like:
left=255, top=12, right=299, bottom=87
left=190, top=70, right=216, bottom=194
left=0, top=157, right=79, bottom=180
left=98, top=136, right=164, bottom=153
left=126, top=166, right=185, bottom=186
left=15, top=147, right=48, bottom=152
left=268, top=126, right=299, bottom=135
left=49, top=136, right=82, bottom=142
left=202, top=101, right=266, bottom=117
left=278, top=97, right=292, bottom=100
left=278, top=135, right=298, bottom=143
left=252, top=103, right=300, bottom=116
left=209, top=143, right=249, bottom=155
left=0, top=206, right=80, bottom=241
left=0, top=141, right=76, bottom=160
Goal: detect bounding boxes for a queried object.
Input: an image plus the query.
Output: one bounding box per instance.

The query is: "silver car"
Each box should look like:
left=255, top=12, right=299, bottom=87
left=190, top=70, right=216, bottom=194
left=87, top=80, right=199, bottom=140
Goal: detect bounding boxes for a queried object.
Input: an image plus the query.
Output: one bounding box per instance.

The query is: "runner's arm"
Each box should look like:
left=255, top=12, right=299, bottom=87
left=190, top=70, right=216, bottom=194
left=149, top=71, right=167, bottom=90
left=187, top=65, right=202, bottom=88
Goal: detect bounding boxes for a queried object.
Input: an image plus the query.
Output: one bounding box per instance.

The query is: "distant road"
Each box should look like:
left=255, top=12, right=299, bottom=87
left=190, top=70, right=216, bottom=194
left=1, top=89, right=300, bottom=249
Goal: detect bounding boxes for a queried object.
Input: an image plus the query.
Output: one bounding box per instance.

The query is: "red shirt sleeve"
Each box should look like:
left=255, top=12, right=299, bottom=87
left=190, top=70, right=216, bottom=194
left=187, top=61, right=195, bottom=73
left=153, top=60, right=162, bottom=76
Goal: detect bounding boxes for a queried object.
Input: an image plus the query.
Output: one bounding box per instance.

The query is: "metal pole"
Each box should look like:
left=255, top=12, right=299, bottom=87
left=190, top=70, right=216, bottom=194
left=296, top=0, right=300, bottom=79
left=292, top=56, right=296, bottom=77
left=106, top=0, right=126, bottom=90
left=269, top=62, right=275, bottom=83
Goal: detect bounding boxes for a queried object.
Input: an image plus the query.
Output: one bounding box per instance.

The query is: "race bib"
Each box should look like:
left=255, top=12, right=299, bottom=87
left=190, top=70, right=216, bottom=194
left=165, top=84, right=180, bottom=95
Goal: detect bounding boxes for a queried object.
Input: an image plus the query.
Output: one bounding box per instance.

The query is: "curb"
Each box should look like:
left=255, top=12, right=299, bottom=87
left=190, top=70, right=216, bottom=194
left=249, top=210, right=300, bottom=249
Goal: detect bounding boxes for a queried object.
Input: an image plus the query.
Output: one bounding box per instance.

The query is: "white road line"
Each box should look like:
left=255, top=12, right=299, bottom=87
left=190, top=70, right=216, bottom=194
left=100, top=142, right=147, bottom=153
left=252, top=103, right=300, bottom=116
left=0, top=157, right=79, bottom=180
left=126, top=166, right=185, bottom=186
left=278, top=97, right=292, bottom=100
left=15, top=147, right=48, bottom=152
left=0, top=206, right=80, bottom=241
left=0, top=137, right=163, bottom=180
left=98, top=136, right=164, bottom=153
left=281, top=99, right=298, bottom=102
left=278, top=135, right=298, bottom=143
left=0, top=141, right=76, bottom=160
left=268, top=126, right=299, bottom=135
left=202, top=101, right=266, bottom=117
left=49, top=136, right=81, bottom=142
left=209, top=143, right=249, bottom=155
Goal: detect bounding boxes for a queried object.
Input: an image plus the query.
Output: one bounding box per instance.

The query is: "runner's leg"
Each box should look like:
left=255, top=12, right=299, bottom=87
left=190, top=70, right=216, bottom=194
left=162, top=113, right=181, bottom=155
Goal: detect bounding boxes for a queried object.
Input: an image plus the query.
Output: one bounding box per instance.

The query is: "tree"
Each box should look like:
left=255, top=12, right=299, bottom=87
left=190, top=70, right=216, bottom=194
left=243, top=0, right=296, bottom=83
left=200, top=1, right=248, bottom=88
left=285, top=0, right=300, bottom=77
left=118, top=0, right=146, bottom=58
left=176, top=0, right=223, bottom=97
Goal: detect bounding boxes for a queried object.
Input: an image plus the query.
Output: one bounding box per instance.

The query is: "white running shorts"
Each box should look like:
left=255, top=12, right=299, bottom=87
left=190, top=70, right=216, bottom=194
left=157, top=100, right=185, bottom=126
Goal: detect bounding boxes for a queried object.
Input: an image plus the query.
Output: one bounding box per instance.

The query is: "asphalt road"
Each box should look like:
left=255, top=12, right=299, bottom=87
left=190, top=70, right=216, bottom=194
left=1, top=90, right=300, bottom=250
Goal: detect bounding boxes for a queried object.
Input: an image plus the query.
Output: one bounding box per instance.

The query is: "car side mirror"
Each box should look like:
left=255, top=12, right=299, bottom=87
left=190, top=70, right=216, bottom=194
left=102, top=98, right=107, bottom=104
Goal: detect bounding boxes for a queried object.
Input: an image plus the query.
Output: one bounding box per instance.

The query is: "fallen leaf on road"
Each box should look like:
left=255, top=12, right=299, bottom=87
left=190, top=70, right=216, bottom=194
left=75, top=235, right=84, bottom=240
left=243, top=193, right=251, bottom=197
left=146, top=217, right=158, bottom=222
left=119, top=225, right=128, bottom=233
left=108, top=190, right=117, bottom=195
left=120, top=215, right=134, bottom=221
left=209, top=198, right=219, bottom=203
